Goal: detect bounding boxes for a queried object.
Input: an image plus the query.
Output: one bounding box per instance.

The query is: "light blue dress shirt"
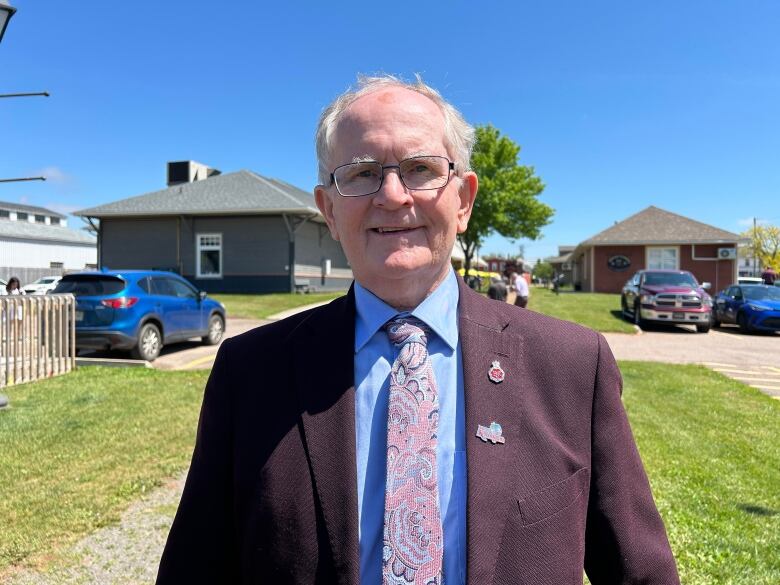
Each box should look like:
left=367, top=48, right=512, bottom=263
left=354, top=268, right=467, bottom=585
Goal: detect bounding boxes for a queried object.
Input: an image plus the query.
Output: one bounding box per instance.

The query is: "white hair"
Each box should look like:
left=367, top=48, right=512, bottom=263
left=315, top=73, right=476, bottom=185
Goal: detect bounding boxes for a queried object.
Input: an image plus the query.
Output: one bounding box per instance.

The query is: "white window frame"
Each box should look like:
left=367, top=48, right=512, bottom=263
left=646, top=246, right=679, bottom=270
left=196, top=233, right=223, bottom=278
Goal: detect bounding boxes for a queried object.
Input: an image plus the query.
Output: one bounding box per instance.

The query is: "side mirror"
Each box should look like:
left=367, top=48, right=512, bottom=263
left=701, top=282, right=711, bottom=290
left=198, top=290, right=207, bottom=301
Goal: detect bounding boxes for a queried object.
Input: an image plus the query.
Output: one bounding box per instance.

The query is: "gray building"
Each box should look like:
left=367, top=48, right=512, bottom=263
left=0, top=200, right=97, bottom=284
left=75, top=162, right=352, bottom=293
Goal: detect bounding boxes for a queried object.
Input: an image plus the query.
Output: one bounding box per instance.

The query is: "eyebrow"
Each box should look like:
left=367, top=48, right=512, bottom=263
left=348, top=152, right=437, bottom=164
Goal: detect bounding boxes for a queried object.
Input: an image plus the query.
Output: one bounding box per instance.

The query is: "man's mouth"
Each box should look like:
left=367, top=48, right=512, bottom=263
left=372, top=227, right=418, bottom=234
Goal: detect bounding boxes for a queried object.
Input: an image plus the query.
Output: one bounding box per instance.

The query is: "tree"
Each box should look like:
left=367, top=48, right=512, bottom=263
left=742, top=224, right=780, bottom=270
left=459, top=125, right=553, bottom=276
left=533, top=260, right=554, bottom=283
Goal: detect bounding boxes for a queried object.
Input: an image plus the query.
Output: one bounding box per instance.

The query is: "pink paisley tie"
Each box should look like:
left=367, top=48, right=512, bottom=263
left=383, top=317, right=443, bottom=585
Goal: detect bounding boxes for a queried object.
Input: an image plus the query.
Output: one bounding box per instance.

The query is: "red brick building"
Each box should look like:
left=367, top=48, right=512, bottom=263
left=571, top=206, right=740, bottom=293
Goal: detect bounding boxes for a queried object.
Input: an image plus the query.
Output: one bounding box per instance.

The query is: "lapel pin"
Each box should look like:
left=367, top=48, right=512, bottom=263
left=488, top=360, right=505, bottom=384
left=476, top=422, right=506, bottom=444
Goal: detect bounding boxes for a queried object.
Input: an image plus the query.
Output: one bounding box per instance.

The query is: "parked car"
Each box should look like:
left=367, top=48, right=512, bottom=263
left=23, top=275, right=62, bottom=295
left=621, top=269, right=713, bottom=333
left=52, top=269, right=226, bottom=361
left=711, top=284, right=780, bottom=333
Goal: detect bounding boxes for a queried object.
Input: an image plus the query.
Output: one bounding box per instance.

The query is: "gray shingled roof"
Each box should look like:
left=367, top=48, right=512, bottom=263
left=581, top=206, right=740, bottom=246
left=0, top=200, right=67, bottom=219
left=75, top=170, right=321, bottom=218
left=546, top=252, right=572, bottom=264
left=0, top=219, right=96, bottom=245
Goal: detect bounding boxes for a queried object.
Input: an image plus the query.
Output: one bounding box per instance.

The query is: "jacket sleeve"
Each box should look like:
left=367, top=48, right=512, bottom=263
left=156, top=339, right=240, bottom=584
left=584, top=333, right=680, bottom=584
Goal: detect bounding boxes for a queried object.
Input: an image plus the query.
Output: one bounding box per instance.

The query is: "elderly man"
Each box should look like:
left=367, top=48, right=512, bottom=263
left=157, top=76, right=679, bottom=584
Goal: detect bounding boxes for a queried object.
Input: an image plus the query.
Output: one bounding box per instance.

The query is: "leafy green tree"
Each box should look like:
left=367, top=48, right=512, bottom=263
left=459, top=125, right=553, bottom=275
left=533, top=260, right=554, bottom=283
left=742, top=224, right=780, bottom=269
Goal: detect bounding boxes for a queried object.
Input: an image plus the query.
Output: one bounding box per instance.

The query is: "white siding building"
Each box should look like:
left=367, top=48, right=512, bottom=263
left=0, top=201, right=97, bottom=285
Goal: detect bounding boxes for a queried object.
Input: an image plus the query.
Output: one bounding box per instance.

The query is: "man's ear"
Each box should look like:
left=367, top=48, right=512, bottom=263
left=456, top=171, right=478, bottom=234
left=314, top=185, right=340, bottom=241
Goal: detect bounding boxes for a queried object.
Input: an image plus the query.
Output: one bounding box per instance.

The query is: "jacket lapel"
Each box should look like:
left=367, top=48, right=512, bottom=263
left=458, top=279, right=525, bottom=584
left=294, top=289, right=360, bottom=585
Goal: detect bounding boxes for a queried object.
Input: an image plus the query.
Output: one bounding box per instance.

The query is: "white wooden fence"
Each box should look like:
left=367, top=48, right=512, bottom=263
left=0, top=294, right=76, bottom=388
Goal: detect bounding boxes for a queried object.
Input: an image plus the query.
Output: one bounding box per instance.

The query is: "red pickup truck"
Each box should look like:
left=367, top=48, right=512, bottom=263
left=621, top=269, right=713, bottom=333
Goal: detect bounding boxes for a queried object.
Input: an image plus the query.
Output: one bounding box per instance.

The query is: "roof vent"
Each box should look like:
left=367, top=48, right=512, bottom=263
left=167, top=161, right=221, bottom=186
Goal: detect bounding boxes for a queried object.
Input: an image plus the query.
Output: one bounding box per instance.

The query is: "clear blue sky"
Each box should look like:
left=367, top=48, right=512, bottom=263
left=2, top=1, right=778, bottom=263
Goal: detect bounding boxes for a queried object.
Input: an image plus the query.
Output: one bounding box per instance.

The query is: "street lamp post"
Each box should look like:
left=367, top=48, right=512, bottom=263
left=0, top=0, right=16, bottom=45
left=0, top=0, right=16, bottom=409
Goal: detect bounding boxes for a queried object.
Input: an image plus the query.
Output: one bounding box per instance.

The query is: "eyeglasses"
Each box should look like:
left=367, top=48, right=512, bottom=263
left=329, top=155, right=455, bottom=197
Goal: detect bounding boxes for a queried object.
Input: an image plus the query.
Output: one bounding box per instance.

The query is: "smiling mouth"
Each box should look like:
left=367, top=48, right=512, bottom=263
left=372, top=227, right=419, bottom=234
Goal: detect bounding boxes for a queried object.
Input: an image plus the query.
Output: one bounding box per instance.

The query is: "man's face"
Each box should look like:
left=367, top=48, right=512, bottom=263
left=315, top=87, right=477, bottom=296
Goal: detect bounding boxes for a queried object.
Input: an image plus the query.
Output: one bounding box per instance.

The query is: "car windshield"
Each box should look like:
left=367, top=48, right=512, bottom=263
left=743, top=286, right=780, bottom=301
left=36, top=277, right=56, bottom=284
left=52, top=275, right=126, bottom=296
left=642, top=272, right=698, bottom=287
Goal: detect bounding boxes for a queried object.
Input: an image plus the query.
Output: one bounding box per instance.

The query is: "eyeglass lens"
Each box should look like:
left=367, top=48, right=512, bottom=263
left=334, top=156, right=450, bottom=196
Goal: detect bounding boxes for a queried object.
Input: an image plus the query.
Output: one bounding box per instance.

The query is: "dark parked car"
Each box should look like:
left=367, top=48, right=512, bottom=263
left=52, top=269, right=226, bottom=361
left=621, top=269, right=713, bottom=333
left=711, top=284, right=780, bottom=333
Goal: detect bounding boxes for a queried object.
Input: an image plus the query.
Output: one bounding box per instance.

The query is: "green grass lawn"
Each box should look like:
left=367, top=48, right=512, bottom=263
left=0, top=367, right=208, bottom=574
left=620, top=362, right=780, bottom=584
left=0, top=362, right=778, bottom=582
left=210, top=291, right=344, bottom=320
left=528, top=286, right=636, bottom=333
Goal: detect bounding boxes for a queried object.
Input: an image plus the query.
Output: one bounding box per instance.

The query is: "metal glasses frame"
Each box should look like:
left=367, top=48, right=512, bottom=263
left=329, top=156, right=456, bottom=197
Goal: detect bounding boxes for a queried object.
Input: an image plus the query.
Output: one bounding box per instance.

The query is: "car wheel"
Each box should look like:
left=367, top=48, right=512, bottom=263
left=711, top=310, right=721, bottom=328
left=696, top=323, right=711, bottom=333
left=132, top=322, right=162, bottom=361
left=621, top=296, right=631, bottom=321
left=633, top=301, right=644, bottom=329
left=737, top=312, right=751, bottom=334
left=202, top=313, right=225, bottom=346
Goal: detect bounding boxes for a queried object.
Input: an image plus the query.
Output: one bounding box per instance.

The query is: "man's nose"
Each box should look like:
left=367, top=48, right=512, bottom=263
left=373, top=167, right=413, bottom=208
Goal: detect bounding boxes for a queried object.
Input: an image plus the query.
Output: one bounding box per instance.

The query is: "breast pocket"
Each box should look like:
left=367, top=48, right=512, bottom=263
left=517, top=466, right=590, bottom=526
left=493, top=467, right=591, bottom=585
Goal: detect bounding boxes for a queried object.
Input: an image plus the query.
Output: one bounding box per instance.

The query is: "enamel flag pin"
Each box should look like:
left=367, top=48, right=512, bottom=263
left=476, top=422, right=506, bottom=444
left=488, top=360, right=505, bottom=383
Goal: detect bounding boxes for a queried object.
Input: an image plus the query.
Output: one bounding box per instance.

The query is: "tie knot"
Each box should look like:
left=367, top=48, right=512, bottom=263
left=385, top=317, right=428, bottom=348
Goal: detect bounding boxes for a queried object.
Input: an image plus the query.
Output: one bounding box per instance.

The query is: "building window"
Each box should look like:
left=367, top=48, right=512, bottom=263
left=0, top=210, right=9, bottom=220
left=51, top=217, right=62, bottom=225
left=196, top=233, right=222, bottom=278
left=50, top=261, right=64, bottom=269
left=647, top=247, right=678, bottom=270
left=17, top=212, right=28, bottom=221
left=35, top=214, right=46, bottom=223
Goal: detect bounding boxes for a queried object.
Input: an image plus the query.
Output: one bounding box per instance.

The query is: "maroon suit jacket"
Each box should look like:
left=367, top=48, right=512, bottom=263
left=157, top=278, right=679, bottom=584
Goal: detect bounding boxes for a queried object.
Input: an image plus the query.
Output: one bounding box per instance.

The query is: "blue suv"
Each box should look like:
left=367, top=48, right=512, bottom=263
left=53, top=269, right=227, bottom=361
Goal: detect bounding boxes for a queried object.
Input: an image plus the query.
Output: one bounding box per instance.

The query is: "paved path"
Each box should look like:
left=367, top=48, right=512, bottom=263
left=603, top=324, right=780, bottom=398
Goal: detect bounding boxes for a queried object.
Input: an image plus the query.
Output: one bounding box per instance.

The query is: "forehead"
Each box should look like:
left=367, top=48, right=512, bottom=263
left=331, top=87, right=447, bottom=160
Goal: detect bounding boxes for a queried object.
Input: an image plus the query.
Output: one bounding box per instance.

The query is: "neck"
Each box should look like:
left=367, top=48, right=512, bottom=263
left=359, top=267, right=451, bottom=312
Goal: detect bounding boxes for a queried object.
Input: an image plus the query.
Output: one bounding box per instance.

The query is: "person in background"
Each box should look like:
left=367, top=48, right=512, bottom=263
left=761, top=265, right=777, bottom=285
left=1, top=276, right=26, bottom=322
left=513, top=267, right=530, bottom=308
left=487, top=275, right=507, bottom=302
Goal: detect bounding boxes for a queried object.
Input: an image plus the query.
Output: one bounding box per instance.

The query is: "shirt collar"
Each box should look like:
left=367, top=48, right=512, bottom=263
left=354, top=268, right=460, bottom=352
